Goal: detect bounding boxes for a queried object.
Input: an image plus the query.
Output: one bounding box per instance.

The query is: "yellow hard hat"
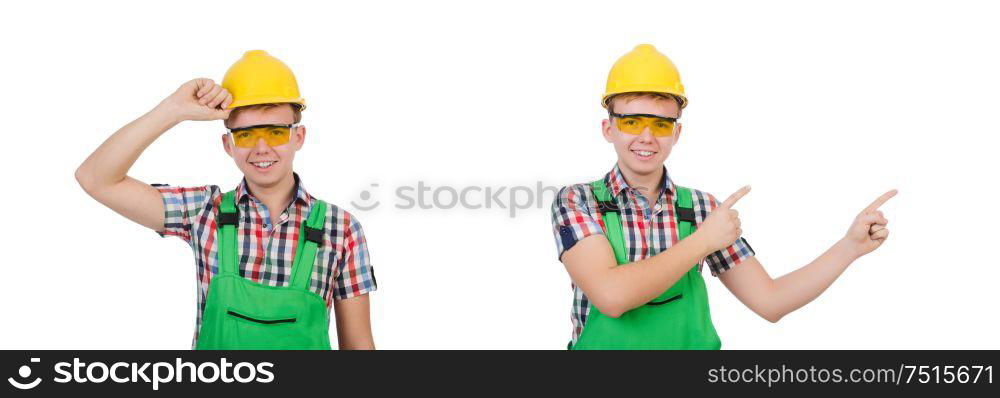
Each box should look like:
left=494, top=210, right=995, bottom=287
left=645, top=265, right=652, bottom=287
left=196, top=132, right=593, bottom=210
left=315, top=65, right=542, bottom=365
left=602, top=44, right=687, bottom=109
left=221, top=50, right=306, bottom=111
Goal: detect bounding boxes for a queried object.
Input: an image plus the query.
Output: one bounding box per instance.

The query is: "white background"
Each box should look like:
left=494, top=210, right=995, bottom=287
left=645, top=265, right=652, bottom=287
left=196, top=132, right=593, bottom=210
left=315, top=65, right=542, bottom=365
left=1, top=0, right=997, bottom=349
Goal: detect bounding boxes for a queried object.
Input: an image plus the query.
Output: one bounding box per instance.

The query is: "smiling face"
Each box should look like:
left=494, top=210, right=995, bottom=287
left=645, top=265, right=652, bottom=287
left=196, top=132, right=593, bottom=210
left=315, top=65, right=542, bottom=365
left=602, top=94, right=682, bottom=180
left=221, top=104, right=305, bottom=189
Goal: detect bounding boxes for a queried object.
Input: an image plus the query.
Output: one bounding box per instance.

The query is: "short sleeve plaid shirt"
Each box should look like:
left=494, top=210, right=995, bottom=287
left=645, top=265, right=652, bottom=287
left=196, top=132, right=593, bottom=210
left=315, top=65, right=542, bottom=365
left=550, top=164, right=755, bottom=345
left=155, top=173, right=376, bottom=348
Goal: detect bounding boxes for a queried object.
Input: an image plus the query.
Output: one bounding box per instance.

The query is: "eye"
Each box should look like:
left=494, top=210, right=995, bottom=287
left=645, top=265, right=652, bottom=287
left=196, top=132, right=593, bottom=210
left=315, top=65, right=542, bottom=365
left=235, top=132, right=251, bottom=139
left=654, top=122, right=671, bottom=129
left=622, top=119, right=638, bottom=126
left=270, top=129, right=287, bottom=136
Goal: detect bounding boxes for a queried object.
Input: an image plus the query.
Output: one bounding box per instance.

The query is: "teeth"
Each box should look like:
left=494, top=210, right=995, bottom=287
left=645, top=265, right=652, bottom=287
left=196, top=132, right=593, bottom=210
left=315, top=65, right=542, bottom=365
left=633, top=150, right=654, bottom=157
left=253, top=161, right=275, bottom=168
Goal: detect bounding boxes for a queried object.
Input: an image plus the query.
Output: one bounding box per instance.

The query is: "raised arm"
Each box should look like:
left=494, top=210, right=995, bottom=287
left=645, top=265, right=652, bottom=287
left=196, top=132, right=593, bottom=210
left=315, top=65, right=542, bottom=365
left=719, top=189, right=897, bottom=322
left=561, top=186, right=751, bottom=317
left=74, top=78, right=233, bottom=231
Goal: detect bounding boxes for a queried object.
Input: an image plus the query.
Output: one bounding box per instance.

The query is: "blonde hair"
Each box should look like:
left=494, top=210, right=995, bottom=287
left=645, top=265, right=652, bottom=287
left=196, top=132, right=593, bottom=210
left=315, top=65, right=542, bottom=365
left=225, top=103, right=302, bottom=127
left=606, top=92, right=684, bottom=118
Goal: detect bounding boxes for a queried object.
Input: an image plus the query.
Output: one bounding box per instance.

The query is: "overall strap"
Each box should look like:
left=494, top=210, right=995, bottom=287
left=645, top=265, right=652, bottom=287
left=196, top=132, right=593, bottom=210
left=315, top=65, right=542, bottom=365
left=216, top=190, right=240, bottom=276
left=674, top=185, right=696, bottom=240
left=590, top=179, right=627, bottom=265
left=290, top=199, right=328, bottom=291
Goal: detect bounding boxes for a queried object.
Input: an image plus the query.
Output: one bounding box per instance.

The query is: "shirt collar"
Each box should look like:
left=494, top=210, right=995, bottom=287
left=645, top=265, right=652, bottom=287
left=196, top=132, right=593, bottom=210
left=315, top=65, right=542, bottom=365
left=604, top=163, right=675, bottom=201
left=234, top=172, right=312, bottom=207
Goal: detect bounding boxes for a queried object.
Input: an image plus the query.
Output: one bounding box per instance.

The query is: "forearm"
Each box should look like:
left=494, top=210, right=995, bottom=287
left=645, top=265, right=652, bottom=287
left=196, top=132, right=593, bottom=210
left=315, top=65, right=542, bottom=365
left=75, top=104, right=179, bottom=190
left=766, top=239, right=858, bottom=320
left=561, top=182, right=749, bottom=318
left=598, top=235, right=710, bottom=316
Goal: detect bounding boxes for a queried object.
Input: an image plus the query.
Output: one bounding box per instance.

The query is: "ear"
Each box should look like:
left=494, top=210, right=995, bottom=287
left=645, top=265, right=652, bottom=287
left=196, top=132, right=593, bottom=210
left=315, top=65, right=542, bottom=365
left=294, top=125, right=306, bottom=151
left=222, top=133, right=233, bottom=156
left=673, top=122, right=682, bottom=145
left=601, top=118, right=614, bottom=143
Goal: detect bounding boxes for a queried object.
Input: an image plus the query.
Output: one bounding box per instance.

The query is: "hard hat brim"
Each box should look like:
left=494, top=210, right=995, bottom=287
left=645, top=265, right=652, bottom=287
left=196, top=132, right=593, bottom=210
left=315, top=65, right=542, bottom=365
left=227, top=97, right=307, bottom=111
left=602, top=88, right=688, bottom=109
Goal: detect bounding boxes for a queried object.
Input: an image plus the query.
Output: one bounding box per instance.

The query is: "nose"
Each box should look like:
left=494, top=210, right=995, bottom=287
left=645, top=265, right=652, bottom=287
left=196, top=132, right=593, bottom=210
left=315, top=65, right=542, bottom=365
left=253, top=136, right=271, bottom=152
left=637, top=127, right=655, bottom=143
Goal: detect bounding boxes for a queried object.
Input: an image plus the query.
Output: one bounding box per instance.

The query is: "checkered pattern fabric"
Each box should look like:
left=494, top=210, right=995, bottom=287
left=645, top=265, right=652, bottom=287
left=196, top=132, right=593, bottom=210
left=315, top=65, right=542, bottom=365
left=550, top=164, right=755, bottom=345
left=155, top=173, right=376, bottom=348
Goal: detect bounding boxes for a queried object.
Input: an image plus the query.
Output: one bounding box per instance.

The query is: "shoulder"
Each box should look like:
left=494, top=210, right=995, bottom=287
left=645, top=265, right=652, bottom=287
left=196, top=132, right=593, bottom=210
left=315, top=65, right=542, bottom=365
left=153, top=183, right=223, bottom=197
left=310, top=197, right=366, bottom=238
left=685, top=187, right=718, bottom=208
left=550, top=182, right=601, bottom=225
left=153, top=183, right=224, bottom=209
left=674, top=185, right=719, bottom=223
left=551, top=182, right=597, bottom=212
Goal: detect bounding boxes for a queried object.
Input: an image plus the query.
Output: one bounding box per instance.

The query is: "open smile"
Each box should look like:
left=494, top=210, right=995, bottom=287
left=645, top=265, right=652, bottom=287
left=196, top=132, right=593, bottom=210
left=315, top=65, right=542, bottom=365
left=250, top=160, right=278, bottom=171
left=631, top=149, right=657, bottom=160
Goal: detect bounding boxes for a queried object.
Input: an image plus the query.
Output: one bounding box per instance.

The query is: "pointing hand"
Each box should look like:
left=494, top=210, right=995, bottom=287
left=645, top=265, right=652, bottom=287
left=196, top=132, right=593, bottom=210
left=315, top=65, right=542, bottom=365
left=694, top=185, right=751, bottom=253
left=843, top=189, right=897, bottom=258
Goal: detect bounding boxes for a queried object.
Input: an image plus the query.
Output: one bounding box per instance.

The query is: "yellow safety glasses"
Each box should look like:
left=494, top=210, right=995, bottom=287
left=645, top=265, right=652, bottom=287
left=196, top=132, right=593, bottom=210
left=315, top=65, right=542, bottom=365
left=610, top=113, right=678, bottom=137
left=227, top=124, right=296, bottom=148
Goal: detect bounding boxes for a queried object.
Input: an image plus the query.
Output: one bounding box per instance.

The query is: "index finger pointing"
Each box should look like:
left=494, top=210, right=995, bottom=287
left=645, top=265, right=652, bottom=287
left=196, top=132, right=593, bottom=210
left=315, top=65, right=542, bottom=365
left=865, top=189, right=898, bottom=212
left=720, top=185, right=751, bottom=209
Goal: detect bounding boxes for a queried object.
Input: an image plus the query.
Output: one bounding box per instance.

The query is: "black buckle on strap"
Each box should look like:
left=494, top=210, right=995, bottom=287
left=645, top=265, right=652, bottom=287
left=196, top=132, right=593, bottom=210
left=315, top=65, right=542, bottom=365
left=597, top=200, right=619, bottom=213
left=676, top=207, right=696, bottom=223
left=304, top=226, right=324, bottom=245
left=218, top=211, right=239, bottom=226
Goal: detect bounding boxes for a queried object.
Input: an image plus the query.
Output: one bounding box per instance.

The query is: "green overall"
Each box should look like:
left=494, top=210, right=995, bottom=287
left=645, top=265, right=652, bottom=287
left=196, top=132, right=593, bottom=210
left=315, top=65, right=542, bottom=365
left=571, top=180, right=721, bottom=350
left=195, top=190, right=332, bottom=350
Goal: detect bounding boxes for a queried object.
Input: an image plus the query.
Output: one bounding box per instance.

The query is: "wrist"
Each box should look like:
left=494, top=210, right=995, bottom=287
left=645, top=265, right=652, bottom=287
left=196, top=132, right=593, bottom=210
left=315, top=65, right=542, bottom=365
left=833, top=237, right=861, bottom=263
left=686, top=230, right=714, bottom=258
left=151, top=100, right=186, bottom=126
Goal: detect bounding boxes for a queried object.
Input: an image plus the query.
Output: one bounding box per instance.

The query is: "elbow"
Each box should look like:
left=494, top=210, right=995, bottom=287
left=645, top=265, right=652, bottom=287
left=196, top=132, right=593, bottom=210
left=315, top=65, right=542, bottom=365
left=74, top=165, right=92, bottom=193
left=74, top=162, right=109, bottom=196
left=589, top=294, right=628, bottom=319
left=75, top=166, right=103, bottom=197
left=762, top=311, right=784, bottom=324
left=600, top=306, right=625, bottom=319
left=747, top=300, right=784, bottom=323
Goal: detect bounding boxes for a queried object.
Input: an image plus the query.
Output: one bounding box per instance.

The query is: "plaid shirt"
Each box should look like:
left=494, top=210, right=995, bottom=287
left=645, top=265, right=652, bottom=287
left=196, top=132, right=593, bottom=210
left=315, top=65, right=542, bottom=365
left=550, top=164, right=755, bottom=345
left=155, top=173, right=376, bottom=348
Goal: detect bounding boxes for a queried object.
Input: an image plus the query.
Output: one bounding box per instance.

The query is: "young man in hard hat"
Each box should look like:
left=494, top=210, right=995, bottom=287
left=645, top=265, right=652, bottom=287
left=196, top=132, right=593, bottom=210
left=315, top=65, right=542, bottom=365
left=75, top=50, right=376, bottom=349
left=551, top=44, right=896, bottom=349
